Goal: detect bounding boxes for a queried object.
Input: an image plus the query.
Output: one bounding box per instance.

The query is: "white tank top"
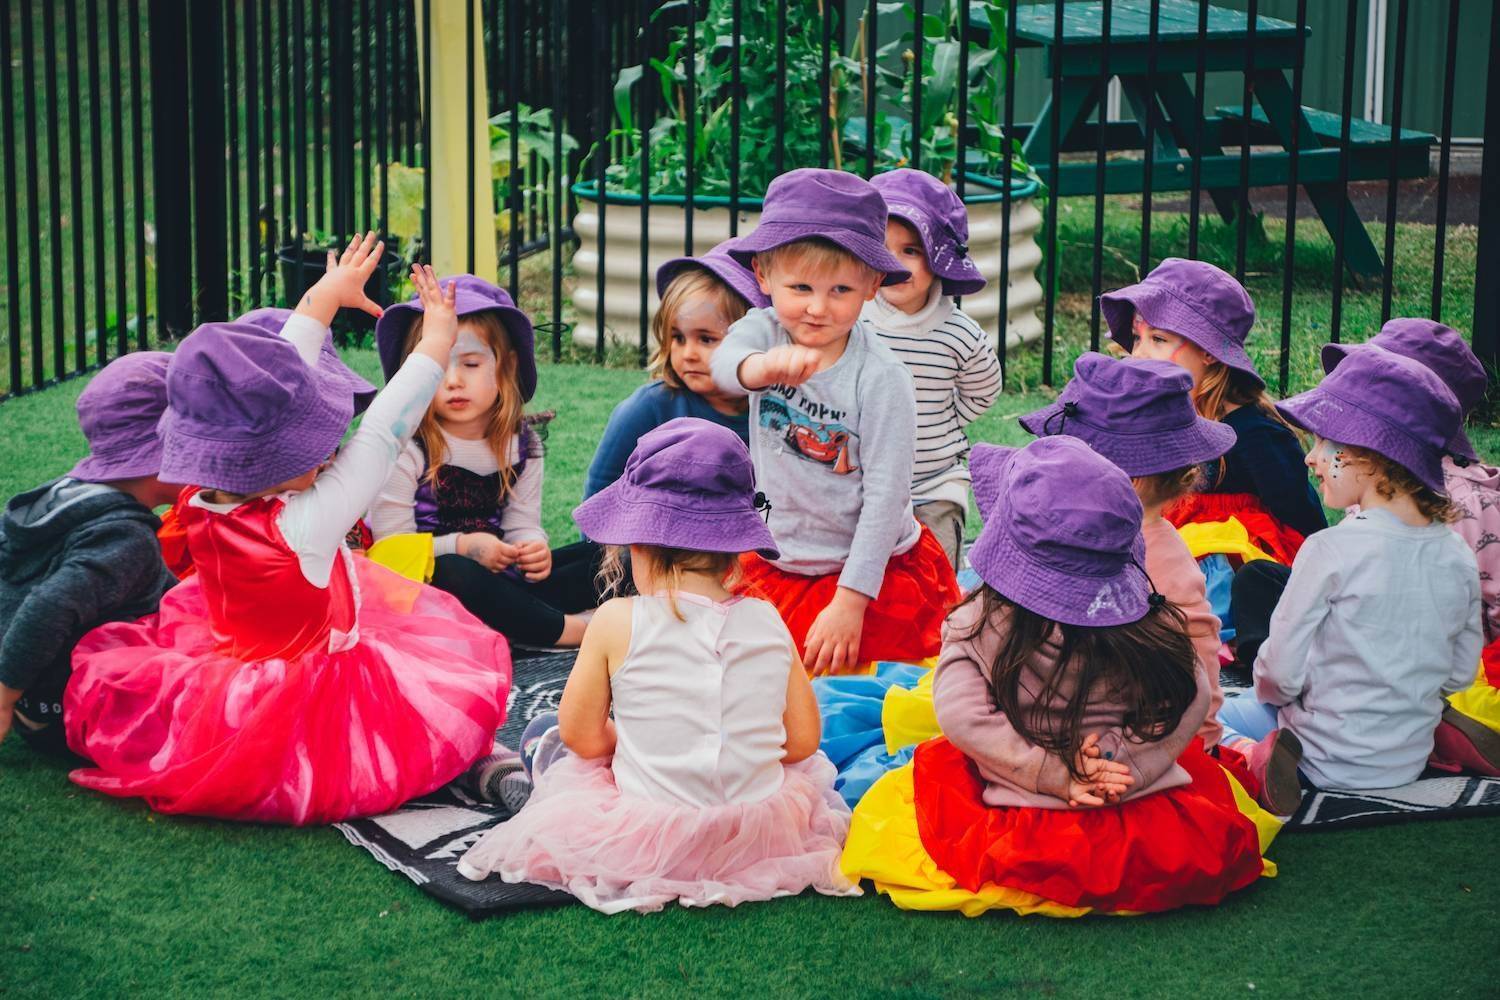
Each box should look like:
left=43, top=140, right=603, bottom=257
left=610, top=593, right=796, bottom=807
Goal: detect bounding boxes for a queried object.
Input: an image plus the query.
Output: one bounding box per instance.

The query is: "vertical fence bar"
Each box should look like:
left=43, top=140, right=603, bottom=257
left=312, top=0, right=325, bottom=234
left=148, top=0, right=190, bottom=340
left=65, top=0, right=87, bottom=371
left=1041, top=0, right=1063, bottom=385
left=684, top=0, right=696, bottom=253
left=729, top=0, right=742, bottom=235
left=1, top=7, right=19, bottom=391
left=377, top=0, right=388, bottom=233
left=226, top=0, right=242, bottom=314
left=549, top=0, right=562, bottom=360
left=421, top=0, right=432, bottom=257
left=508, top=0, right=523, bottom=296
left=1470, top=1, right=1500, bottom=383
left=1378, top=0, right=1408, bottom=324
left=636, top=0, right=651, bottom=363
left=1431, top=0, right=1460, bottom=322
left=280, top=0, right=292, bottom=249
left=910, top=0, right=922, bottom=172
left=774, top=0, right=787, bottom=174
left=997, top=0, right=1016, bottom=372
left=191, top=0, right=228, bottom=323
left=262, top=0, right=278, bottom=301
left=1138, top=0, right=1159, bottom=276
left=21, top=0, right=42, bottom=384
left=43, top=2, right=65, bottom=374
left=594, top=8, right=607, bottom=360
left=1234, top=0, right=1257, bottom=282
left=88, top=0, right=113, bottom=359
left=819, top=0, right=832, bottom=168
left=1328, top=0, right=1359, bottom=343
left=108, top=0, right=127, bottom=355
left=129, top=0, right=147, bottom=348
left=1090, top=0, right=1113, bottom=351
left=1187, top=0, right=1207, bottom=259
left=246, top=0, right=262, bottom=307
left=465, top=0, right=476, bottom=273
left=1278, top=0, right=1307, bottom=395
left=863, top=0, right=875, bottom=178
left=954, top=0, right=967, bottom=202
left=294, top=0, right=309, bottom=240
left=333, top=0, right=356, bottom=238
left=360, top=0, right=372, bottom=232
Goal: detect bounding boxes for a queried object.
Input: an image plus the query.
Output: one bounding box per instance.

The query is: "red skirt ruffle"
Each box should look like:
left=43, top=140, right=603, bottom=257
left=912, top=738, right=1266, bottom=912
left=1164, top=492, right=1306, bottom=565
left=734, top=525, right=959, bottom=670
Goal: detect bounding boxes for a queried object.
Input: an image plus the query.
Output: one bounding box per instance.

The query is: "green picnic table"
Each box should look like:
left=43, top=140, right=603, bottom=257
left=991, top=0, right=1435, bottom=278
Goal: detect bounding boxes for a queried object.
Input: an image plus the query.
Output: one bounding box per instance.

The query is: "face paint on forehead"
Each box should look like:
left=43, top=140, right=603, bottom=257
left=449, top=330, right=496, bottom=366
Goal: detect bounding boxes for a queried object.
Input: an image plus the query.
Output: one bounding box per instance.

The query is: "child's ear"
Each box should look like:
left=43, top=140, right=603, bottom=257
left=864, top=273, right=883, bottom=302
left=751, top=256, right=773, bottom=296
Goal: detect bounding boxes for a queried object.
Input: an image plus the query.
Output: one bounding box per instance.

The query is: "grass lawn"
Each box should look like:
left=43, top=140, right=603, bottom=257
left=3, top=348, right=1499, bottom=998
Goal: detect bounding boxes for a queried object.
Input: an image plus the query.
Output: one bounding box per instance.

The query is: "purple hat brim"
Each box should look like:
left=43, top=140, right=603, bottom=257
left=883, top=199, right=987, bottom=297
left=1322, top=341, right=1480, bottom=463
left=656, top=254, right=770, bottom=310
left=1017, top=401, right=1238, bottom=476
left=1276, top=386, right=1447, bottom=493
left=572, top=487, right=779, bottom=560
left=375, top=290, right=537, bottom=401
left=1100, top=282, right=1264, bottom=389
left=157, top=351, right=355, bottom=495
left=727, top=225, right=912, bottom=287
left=68, top=437, right=165, bottom=484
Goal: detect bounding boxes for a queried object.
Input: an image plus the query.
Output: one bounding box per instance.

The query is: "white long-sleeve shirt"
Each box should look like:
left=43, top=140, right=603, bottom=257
left=191, top=313, right=442, bottom=587
left=367, top=427, right=548, bottom=555
left=1253, top=507, right=1483, bottom=789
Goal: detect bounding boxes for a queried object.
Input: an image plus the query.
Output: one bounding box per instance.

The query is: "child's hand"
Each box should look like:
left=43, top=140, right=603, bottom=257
left=294, top=231, right=387, bottom=327
left=803, top=587, right=870, bottom=675
left=409, top=264, right=460, bottom=367
left=1070, top=732, right=1133, bottom=806
left=741, top=345, right=822, bottom=389
left=461, top=532, right=519, bottom=572
left=514, top=540, right=553, bottom=582
left=0, top=683, right=22, bottom=746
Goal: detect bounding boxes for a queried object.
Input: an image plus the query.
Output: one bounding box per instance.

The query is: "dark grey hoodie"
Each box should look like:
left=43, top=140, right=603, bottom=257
left=0, top=477, right=176, bottom=716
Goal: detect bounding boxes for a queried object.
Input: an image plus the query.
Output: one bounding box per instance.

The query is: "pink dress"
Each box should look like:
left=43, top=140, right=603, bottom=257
left=64, top=496, right=511, bottom=825
left=456, top=592, right=857, bottom=913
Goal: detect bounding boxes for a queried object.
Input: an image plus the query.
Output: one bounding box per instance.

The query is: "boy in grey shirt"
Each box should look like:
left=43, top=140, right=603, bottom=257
left=712, top=169, right=960, bottom=675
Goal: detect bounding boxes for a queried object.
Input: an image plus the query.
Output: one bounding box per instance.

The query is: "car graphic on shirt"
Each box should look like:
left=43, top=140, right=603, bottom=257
left=758, top=396, right=858, bottom=473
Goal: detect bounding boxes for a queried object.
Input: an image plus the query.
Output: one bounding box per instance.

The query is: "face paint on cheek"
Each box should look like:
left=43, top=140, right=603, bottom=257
left=1323, top=441, right=1348, bottom=481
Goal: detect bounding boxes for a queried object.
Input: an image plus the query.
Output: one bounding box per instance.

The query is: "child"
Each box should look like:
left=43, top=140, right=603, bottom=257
left=64, top=239, right=512, bottom=824
left=866, top=168, right=1002, bottom=567
left=457, top=418, right=857, bottom=914
left=1102, top=258, right=1326, bottom=564
left=710, top=167, right=960, bottom=674
left=370, top=274, right=602, bottom=648
left=1219, top=347, right=1482, bottom=809
left=582, top=238, right=767, bottom=499
left=0, top=352, right=180, bottom=750
left=1020, top=352, right=1237, bottom=746
left=840, top=438, right=1273, bottom=916
left=1321, top=319, right=1500, bottom=775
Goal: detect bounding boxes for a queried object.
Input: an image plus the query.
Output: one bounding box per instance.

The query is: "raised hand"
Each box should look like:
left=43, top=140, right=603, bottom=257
left=409, top=264, right=459, bottom=366
left=294, top=231, right=387, bottom=327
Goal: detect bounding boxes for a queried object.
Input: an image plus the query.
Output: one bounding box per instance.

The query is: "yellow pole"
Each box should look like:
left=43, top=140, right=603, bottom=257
left=415, top=0, right=498, bottom=279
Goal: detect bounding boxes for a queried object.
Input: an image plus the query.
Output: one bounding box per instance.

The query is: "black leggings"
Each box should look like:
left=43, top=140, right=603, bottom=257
left=430, top=540, right=609, bottom=647
left=1230, top=560, right=1293, bottom=671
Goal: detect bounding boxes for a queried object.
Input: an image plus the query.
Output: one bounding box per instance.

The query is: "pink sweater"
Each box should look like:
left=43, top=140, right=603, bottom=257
left=1445, top=457, right=1500, bottom=646
left=932, top=598, right=1211, bottom=809
left=1142, top=515, right=1225, bottom=746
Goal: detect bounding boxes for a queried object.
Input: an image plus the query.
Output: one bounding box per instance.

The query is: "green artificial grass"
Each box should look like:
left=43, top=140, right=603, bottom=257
left=3, top=354, right=1499, bottom=999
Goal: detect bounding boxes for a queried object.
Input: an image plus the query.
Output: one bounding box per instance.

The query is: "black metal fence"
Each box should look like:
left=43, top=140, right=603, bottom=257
left=0, top=0, right=1495, bottom=400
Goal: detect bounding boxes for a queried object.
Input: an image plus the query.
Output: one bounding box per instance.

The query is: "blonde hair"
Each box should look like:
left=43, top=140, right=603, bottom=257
left=650, top=268, right=750, bottom=390
left=1340, top=444, right=1457, bottom=523
left=1132, top=465, right=1202, bottom=509
left=597, top=544, right=741, bottom=621
left=1193, top=363, right=1289, bottom=427
left=403, top=310, right=528, bottom=501
left=754, top=238, right=879, bottom=284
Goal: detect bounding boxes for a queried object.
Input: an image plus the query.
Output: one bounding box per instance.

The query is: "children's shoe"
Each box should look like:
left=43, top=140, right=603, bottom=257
left=1430, top=707, right=1500, bottom=777
left=1243, top=728, right=1304, bottom=815
left=464, top=748, right=532, bottom=816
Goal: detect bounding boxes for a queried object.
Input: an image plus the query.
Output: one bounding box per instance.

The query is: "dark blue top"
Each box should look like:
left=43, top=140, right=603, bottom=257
left=583, top=380, right=751, bottom=500
left=1205, top=404, right=1327, bottom=539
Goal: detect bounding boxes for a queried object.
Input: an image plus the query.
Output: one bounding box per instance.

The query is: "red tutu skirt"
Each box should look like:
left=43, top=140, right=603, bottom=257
left=1164, top=492, right=1306, bottom=566
left=155, top=487, right=199, bottom=580
left=734, top=525, right=959, bottom=670
left=64, top=556, right=512, bottom=825
left=912, top=738, right=1266, bottom=912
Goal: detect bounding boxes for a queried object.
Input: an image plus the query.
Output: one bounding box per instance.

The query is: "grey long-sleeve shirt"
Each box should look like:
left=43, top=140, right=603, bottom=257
left=710, top=308, right=921, bottom=598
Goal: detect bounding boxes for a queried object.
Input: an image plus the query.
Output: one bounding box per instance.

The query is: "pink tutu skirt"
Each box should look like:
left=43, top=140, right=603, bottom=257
left=457, top=752, right=860, bottom=913
left=64, top=557, right=511, bottom=825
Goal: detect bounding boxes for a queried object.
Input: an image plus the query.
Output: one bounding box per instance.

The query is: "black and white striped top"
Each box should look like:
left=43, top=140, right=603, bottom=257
left=863, top=292, right=1003, bottom=507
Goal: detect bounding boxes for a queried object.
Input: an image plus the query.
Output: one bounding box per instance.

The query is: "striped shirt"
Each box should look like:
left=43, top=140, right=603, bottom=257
left=863, top=290, right=1003, bottom=508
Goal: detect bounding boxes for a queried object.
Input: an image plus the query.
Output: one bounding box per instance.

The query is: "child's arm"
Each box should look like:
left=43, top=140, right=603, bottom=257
left=558, top=596, right=630, bottom=758
left=1103, top=658, right=1212, bottom=792
left=1446, top=570, right=1485, bottom=695
left=1253, top=538, right=1338, bottom=706
left=501, top=449, right=553, bottom=582
left=583, top=388, right=664, bottom=500
left=953, top=317, right=1002, bottom=428
left=781, top=648, right=822, bottom=763
left=708, top=310, right=821, bottom=392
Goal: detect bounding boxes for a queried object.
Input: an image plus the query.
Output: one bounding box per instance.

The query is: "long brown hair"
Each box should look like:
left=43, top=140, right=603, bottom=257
left=403, top=310, right=529, bottom=501
left=597, top=544, right=741, bottom=621
left=955, top=586, right=1198, bottom=782
left=650, top=269, right=751, bottom=390
left=1194, top=363, right=1291, bottom=428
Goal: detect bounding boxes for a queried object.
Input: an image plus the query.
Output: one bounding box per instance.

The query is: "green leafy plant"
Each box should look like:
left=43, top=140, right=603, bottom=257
left=491, top=103, right=578, bottom=240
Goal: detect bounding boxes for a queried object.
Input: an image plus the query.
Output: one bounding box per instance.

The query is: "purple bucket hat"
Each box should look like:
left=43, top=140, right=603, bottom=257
left=871, top=168, right=986, bottom=297
left=238, top=307, right=378, bottom=414
left=1100, top=258, right=1263, bottom=388
left=1322, top=319, right=1484, bottom=462
left=968, top=438, right=1152, bottom=628
left=727, top=169, right=911, bottom=287
left=158, top=322, right=355, bottom=495
left=374, top=274, right=537, bottom=400
left=1277, top=346, right=1461, bottom=493
left=656, top=238, right=771, bottom=310
left=573, top=417, right=778, bottom=559
left=68, top=351, right=174, bottom=483
left=1019, top=353, right=1237, bottom=476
